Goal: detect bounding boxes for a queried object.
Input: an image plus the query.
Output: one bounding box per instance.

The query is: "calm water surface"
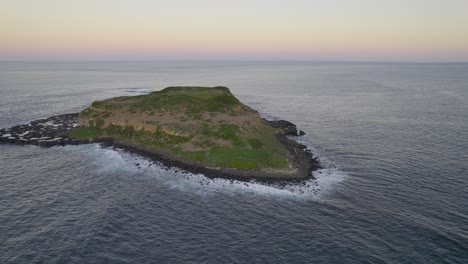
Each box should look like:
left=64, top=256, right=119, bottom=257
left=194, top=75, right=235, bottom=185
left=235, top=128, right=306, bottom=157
left=0, top=62, right=467, bottom=263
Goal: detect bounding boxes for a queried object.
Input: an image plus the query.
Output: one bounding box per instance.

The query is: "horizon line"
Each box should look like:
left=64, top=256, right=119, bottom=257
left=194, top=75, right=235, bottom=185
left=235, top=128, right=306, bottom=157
left=1, top=59, right=468, bottom=64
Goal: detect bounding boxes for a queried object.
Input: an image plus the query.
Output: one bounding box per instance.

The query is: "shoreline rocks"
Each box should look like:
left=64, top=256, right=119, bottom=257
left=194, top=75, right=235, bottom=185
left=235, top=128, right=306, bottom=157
left=1, top=113, right=320, bottom=183
left=265, top=119, right=306, bottom=136
left=0, top=113, right=92, bottom=147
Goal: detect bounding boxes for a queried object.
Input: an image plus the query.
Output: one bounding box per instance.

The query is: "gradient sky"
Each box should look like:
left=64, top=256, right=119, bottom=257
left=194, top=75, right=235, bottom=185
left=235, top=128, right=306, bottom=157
left=1, top=0, right=468, bottom=61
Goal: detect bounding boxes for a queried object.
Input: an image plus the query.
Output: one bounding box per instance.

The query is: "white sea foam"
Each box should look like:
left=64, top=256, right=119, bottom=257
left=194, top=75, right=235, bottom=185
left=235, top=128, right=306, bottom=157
left=61, top=141, right=346, bottom=201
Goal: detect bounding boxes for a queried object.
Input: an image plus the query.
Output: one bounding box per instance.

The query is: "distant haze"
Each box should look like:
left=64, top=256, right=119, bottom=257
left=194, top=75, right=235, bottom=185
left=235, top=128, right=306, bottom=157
left=1, top=0, right=467, bottom=62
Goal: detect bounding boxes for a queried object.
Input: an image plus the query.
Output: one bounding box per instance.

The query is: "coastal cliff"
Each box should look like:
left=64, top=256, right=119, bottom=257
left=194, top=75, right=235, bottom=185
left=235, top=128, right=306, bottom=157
left=0, top=86, right=320, bottom=182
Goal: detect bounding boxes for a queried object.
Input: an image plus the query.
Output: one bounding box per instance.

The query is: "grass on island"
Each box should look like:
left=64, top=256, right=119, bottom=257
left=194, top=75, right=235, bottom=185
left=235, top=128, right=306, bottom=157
left=68, top=86, right=289, bottom=169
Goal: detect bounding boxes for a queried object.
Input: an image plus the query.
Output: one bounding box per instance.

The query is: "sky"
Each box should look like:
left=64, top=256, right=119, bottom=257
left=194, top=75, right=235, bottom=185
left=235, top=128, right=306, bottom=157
left=1, top=0, right=468, bottom=62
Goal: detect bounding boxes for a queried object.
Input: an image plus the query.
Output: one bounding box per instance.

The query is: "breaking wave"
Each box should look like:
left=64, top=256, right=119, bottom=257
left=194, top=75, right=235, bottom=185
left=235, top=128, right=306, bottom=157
left=60, top=142, right=346, bottom=201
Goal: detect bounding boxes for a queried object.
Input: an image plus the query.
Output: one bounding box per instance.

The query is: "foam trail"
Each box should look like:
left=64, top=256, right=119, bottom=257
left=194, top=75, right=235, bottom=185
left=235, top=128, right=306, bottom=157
left=58, top=142, right=346, bottom=201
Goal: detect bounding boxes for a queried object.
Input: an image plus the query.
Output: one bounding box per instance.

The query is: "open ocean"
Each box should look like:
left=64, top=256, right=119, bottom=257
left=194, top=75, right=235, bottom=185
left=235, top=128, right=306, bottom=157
left=0, top=61, right=467, bottom=263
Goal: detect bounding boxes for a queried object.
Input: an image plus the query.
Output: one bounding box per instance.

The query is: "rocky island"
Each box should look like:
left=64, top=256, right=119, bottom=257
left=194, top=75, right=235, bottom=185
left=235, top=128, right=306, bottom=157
left=0, top=86, right=320, bottom=182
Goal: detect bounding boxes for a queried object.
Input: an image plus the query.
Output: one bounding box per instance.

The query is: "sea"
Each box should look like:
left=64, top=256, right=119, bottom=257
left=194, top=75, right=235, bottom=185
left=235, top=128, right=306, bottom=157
left=0, top=61, right=467, bottom=263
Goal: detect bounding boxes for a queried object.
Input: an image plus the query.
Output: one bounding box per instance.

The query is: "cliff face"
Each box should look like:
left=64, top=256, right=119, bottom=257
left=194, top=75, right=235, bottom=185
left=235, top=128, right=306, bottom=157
left=0, top=86, right=318, bottom=181
left=75, top=86, right=291, bottom=170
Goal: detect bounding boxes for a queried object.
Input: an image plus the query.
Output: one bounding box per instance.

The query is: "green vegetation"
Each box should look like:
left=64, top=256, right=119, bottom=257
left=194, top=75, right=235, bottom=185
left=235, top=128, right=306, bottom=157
left=68, top=127, right=103, bottom=138
left=69, top=86, right=289, bottom=169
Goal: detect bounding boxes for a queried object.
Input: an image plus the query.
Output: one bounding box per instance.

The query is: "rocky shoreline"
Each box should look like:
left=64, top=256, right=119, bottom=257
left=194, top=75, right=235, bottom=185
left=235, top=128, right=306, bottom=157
left=0, top=114, right=91, bottom=147
left=0, top=113, right=320, bottom=183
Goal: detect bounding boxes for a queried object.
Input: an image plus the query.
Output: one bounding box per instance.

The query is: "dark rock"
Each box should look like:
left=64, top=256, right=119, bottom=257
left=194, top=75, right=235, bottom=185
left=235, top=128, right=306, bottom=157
left=0, top=113, right=81, bottom=148
left=264, top=119, right=306, bottom=136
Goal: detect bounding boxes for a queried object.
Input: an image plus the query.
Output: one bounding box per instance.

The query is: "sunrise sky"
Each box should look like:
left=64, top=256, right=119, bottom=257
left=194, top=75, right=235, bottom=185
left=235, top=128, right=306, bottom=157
left=1, top=0, right=467, bottom=62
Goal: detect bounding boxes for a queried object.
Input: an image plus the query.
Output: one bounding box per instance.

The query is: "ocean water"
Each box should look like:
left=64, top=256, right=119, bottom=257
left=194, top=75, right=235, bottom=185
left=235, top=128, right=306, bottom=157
left=0, top=61, right=467, bottom=263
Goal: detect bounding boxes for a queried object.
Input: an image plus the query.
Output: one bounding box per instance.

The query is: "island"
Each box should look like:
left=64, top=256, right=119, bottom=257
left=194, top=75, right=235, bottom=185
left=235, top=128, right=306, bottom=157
left=0, top=86, right=320, bottom=182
